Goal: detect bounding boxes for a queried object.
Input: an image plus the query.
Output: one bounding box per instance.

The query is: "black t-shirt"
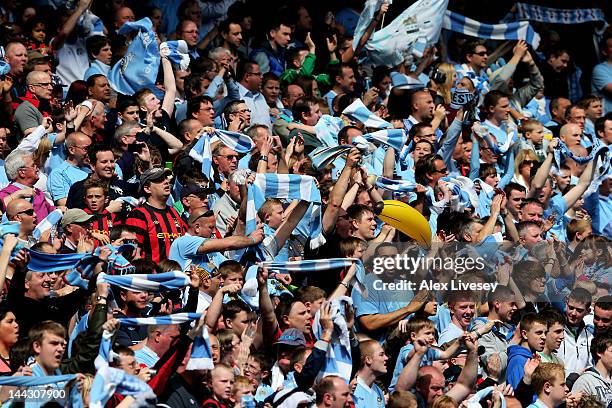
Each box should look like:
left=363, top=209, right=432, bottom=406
left=138, top=109, right=175, bottom=162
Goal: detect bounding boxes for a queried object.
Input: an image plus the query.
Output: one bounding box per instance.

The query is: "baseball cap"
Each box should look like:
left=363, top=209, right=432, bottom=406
left=139, top=167, right=172, bottom=192
left=275, top=328, right=306, bottom=347
left=27, top=50, right=50, bottom=62
left=180, top=183, right=213, bottom=199
left=188, top=207, right=214, bottom=224
left=61, top=209, right=94, bottom=227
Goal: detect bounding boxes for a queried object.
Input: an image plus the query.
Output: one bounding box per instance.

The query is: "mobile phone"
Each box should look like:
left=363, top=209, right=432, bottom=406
left=128, top=143, right=144, bottom=153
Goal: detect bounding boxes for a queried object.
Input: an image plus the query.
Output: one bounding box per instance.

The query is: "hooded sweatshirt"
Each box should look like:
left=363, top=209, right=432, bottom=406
left=571, top=367, right=612, bottom=408
left=506, top=345, right=536, bottom=389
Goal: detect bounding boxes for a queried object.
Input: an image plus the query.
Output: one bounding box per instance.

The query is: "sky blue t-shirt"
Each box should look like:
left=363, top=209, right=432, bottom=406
left=545, top=193, right=568, bottom=242
left=47, top=161, right=90, bottom=201
left=353, top=377, right=386, bottom=408
left=169, top=233, right=227, bottom=270
left=389, top=343, right=441, bottom=392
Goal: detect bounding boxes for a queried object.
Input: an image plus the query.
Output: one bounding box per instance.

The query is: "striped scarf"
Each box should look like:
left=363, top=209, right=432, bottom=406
left=189, top=129, right=254, bottom=179
left=310, top=129, right=407, bottom=170
left=312, top=296, right=353, bottom=382
left=186, top=323, right=214, bottom=370
left=32, top=209, right=63, bottom=241
left=97, top=271, right=190, bottom=292
left=91, top=330, right=155, bottom=408
left=553, top=139, right=611, bottom=197
left=443, top=10, right=540, bottom=49
left=342, top=99, right=391, bottom=129
left=246, top=174, right=323, bottom=250
left=516, top=3, right=607, bottom=28
left=64, top=244, right=137, bottom=289
left=314, top=115, right=345, bottom=149
left=259, top=258, right=356, bottom=274
left=375, top=177, right=417, bottom=193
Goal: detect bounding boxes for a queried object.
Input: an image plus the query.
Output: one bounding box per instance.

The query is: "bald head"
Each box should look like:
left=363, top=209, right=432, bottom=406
left=560, top=123, right=582, bottom=147
left=416, top=365, right=446, bottom=405
left=6, top=199, right=32, bottom=219
left=66, top=132, right=91, bottom=148
left=26, top=71, right=50, bottom=86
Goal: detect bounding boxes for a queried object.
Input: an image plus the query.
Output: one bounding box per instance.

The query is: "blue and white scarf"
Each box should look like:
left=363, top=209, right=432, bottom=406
left=97, top=271, right=190, bottom=292
left=259, top=258, right=356, bottom=274
left=310, top=129, right=407, bottom=170
left=91, top=330, right=155, bottom=408
left=116, top=312, right=201, bottom=326
left=32, top=209, right=63, bottom=241
left=246, top=174, right=323, bottom=249
left=312, top=296, right=353, bottom=382
left=186, top=323, right=214, bottom=370
left=342, top=99, right=391, bottom=129
left=375, top=177, right=417, bottom=193
left=516, top=3, right=607, bottom=29
left=443, top=10, right=540, bottom=49
left=64, top=244, right=137, bottom=289
left=314, top=115, right=344, bottom=148
left=189, top=129, right=254, bottom=179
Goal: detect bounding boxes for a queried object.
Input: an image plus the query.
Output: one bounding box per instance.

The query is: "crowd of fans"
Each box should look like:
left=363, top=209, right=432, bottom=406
left=0, top=0, right=610, bottom=407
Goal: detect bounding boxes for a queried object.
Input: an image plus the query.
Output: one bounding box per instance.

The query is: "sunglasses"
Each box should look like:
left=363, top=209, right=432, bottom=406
left=522, top=160, right=536, bottom=166
left=434, top=167, right=448, bottom=174
left=472, top=51, right=488, bottom=56
left=18, top=208, right=35, bottom=216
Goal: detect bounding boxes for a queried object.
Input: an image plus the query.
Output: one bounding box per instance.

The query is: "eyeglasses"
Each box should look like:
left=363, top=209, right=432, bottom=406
left=75, top=145, right=91, bottom=152
left=19, top=163, right=38, bottom=171
left=472, top=51, right=488, bottom=56
left=233, top=108, right=251, bottom=114
left=220, top=154, right=239, bottom=161
left=32, top=82, right=53, bottom=88
left=17, top=208, right=35, bottom=216
left=247, top=72, right=262, bottom=77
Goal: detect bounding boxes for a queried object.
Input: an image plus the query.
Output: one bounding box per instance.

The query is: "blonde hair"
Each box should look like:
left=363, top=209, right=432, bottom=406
left=257, top=198, right=283, bottom=221
left=32, top=136, right=52, bottom=168
left=388, top=391, right=418, bottom=408
left=531, top=363, right=565, bottom=394
left=432, top=395, right=458, bottom=408
left=514, top=149, right=539, bottom=178
left=519, top=118, right=543, bottom=135
left=435, top=63, right=456, bottom=105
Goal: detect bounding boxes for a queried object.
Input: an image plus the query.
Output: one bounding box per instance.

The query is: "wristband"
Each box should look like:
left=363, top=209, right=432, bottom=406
left=260, top=155, right=268, bottom=162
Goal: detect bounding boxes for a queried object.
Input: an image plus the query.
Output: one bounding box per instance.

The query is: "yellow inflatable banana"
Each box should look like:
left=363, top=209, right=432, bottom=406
left=378, top=200, right=432, bottom=247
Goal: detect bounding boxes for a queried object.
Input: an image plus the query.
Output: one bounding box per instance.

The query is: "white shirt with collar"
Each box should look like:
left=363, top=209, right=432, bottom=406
left=238, top=83, right=271, bottom=129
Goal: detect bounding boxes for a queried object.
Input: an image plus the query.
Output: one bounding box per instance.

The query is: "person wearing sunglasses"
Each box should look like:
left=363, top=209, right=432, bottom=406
left=5, top=199, right=38, bottom=247
left=459, top=40, right=489, bottom=86
left=14, top=71, right=53, bottom=139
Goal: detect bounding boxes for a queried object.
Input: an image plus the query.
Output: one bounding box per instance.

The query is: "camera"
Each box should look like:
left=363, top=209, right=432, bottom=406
left=431, top=70, right=446, bottom=85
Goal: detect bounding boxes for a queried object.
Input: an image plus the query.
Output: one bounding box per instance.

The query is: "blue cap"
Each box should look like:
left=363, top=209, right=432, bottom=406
left=390, top=71, right=426, bottom=90
left=275, top=328, right=306, bottom=347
